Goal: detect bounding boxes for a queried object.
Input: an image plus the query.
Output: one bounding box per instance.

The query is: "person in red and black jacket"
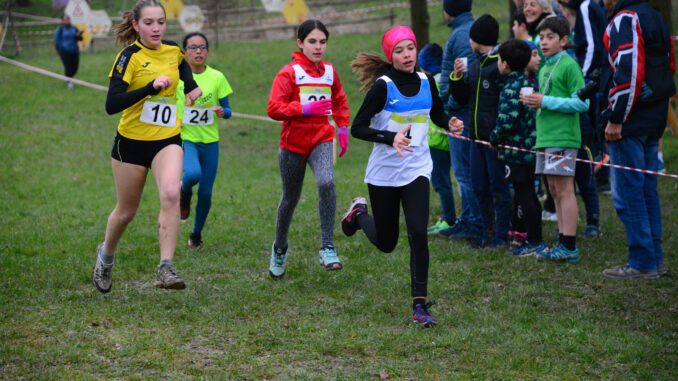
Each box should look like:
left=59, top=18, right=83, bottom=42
left=266, top=19, right=350, bottom=280
left=600, top=0, right=676, bottom=279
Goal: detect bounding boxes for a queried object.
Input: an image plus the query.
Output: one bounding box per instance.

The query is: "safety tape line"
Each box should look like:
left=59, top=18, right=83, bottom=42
left=0, top=54, right=279, bottom=123
left=430, top=126, right=678, bottom=179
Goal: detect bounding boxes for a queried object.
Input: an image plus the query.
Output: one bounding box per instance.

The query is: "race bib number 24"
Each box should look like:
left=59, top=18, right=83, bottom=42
left=183, top=104, right=214, bottom=126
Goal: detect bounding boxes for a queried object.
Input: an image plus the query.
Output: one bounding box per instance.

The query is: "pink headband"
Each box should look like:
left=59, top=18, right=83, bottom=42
left=382, top=26, right=417, bottom=62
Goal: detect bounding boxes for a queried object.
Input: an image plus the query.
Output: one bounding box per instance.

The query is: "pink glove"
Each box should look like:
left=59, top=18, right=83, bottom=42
left=302, top=98, right=332, bottom=116
left=338, top=127, right=349, bottom=157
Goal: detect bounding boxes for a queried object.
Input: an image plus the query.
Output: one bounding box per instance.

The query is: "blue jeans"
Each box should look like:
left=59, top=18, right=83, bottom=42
left=182, top=141, right=219, bottom=234
left=429, top=147, right=456, bottom=224
left=609, top=136, right=662, bottom=271
left=447, top=110, right=482, bottom=228
left=469, top=143, right=511, bottom=242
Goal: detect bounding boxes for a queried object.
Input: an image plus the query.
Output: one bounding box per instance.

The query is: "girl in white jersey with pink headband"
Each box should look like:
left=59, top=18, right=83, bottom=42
left=342, top=26, right=463, bottom=327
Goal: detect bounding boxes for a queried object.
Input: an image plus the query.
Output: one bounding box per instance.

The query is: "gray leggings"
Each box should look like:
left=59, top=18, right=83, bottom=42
left=275, top=142, right=336, bottom=249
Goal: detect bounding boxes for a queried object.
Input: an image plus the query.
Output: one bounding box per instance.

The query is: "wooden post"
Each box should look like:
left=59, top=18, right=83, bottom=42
left=0, top=0, right=21, bottom=56
left=389, top=0, right=394, bottom=26
left=410, top=0, right=430, bottom=47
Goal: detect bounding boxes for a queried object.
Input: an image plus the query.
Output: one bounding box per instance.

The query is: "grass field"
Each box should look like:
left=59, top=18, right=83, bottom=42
left=1, top=3, right=678, bottom=379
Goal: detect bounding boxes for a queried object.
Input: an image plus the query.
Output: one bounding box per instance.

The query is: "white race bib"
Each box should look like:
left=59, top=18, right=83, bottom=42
left=299, top=86, right=331, bottom=105
left=183, top=104, right=215, bottom=126
left=387, top=114, right=428, bottom=147
left=140, top=96, right=177, bottom=127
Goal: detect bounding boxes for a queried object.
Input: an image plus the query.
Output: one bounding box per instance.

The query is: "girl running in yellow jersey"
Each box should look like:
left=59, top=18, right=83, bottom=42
left=91, top=0, right=202, bottom=293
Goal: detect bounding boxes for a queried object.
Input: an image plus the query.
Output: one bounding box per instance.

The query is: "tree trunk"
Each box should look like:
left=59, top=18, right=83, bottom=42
left=648, top=0, right=672, bottom=33
left=410, top=0, right=429, bottom=47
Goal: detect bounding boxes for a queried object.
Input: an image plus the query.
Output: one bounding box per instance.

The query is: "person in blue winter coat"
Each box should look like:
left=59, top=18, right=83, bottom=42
left=54, top=14, right=83, bottom=89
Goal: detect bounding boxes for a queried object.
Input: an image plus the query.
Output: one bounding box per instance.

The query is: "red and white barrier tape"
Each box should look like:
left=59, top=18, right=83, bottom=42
left=430, top=126, right=678, bottom=179
left=0, top=54, right=278, bottom=123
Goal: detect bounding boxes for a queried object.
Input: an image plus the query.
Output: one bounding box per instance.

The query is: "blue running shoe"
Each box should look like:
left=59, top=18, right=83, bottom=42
left=511, top=242, right=547, bottom=257
left=341, top=197, right=367, bottom=236
left=579, top=225, right=602, bottom=238
left=536, top=242, right=580, bottom=263
left=269, top=244, right=287, bottom=280
left=319, top=245, right=342, bottom=271
left=412, top=302, right=437, bottom=327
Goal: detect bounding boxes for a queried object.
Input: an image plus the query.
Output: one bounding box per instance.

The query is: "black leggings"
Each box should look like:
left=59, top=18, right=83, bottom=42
left=356, top=176, right=430, bottom=298
left=510, top=163, right=542, bottom=243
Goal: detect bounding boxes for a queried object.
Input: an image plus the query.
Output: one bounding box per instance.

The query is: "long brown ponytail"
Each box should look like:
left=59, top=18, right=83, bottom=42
left=351, top=52, right=392, bottom=93
left=113, top=0, right=165, bottom=48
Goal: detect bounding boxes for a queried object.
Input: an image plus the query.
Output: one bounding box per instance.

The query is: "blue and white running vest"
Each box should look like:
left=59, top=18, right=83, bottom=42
left=365, top=72, right=433, bottom=187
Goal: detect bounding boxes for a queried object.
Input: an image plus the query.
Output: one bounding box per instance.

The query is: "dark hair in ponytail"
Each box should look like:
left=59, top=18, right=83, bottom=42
left=182, top=32, right=209, bottom=50
left=113, top=0, right=165, bottom=48
left=296, top=19, right=329, bottom=42
left=351, top=52, right=392, bottom=93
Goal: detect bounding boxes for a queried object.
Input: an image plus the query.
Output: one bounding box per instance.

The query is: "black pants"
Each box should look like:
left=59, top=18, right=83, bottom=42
left=509, top=163, right=542, bottom=243
left=356, top=176, right=430, bottom=298
left=59, top=51, right=79, bottom=78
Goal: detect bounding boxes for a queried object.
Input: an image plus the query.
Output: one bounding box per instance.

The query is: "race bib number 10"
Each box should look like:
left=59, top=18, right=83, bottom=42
left=183, top=104, right=214, bottom=126
left=140, top=96, right=177, bottom=127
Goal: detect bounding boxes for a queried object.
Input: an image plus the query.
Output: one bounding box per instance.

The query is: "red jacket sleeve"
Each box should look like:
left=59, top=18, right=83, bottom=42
left=330, top=66, right=350, bottom=127
left=267, top=66, right=303, bottom=121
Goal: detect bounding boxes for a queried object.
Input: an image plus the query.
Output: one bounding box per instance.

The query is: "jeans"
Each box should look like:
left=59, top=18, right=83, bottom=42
left=608, top=136, right=663, bottom=271
left=447, top=110, right=482, bottom=228
left=429, top=147, right=455, bottom=224
left=182, top=141, right=219, bottom=234
left=470, top=143, right=511, bottom=242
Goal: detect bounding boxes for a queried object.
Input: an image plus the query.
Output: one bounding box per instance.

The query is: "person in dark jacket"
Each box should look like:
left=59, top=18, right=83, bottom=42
left=600, top=0, right=675, bottom=279
left=449, top=14, right=511, bottom=248
left=54, top=15, right=83, bottom=89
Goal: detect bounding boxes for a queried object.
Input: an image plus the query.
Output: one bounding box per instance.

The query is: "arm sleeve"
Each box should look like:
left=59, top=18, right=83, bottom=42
left=105, top=77, right=158, bottom=115
left=267, top=68, right=303, bottom=121
left=439, top=38, right=454, bottom=105
left=350, top=80, right=395, bottom=145
left=428, top=74, right=450, bottom=130
left=54, top=28, right=61, bottom=51
left=179, top=59, right=198, bottom=94
left=542, top=93, right=590, bottom=113
left=330, top=67, right=350, bottom=127
left=603, top=12, right=644, bottom=124
left=449, top=72, right=470, bottom=107
left=75, top=28, right=83, bottom=41
left=219, top=96, right=232, bottom=119
left=577, top=4, right=600, bottom=78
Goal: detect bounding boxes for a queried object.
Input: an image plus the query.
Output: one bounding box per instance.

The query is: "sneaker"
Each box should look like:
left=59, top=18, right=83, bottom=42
left=541, top=210, right=558, bottom=222
left=437, top=219, right=463, bottom=238
left=511, top=241, right=547, bottom=257
left=188, top=232, right=203, bottom=250
left=602, top=264, right=659, bottom=280
left=412, top=302, right=437, bottom=327
left=268, top=244, right=287, bottom=280
left=597, top=182, right=611, bottom=195
left=509, top=230, right=527, bottom=246
left=154, top=264, right=186, bottom=289
left=91, top=243, right=113, bottom=294
left=428, top=219, right=452, bottom=235
left=536, top=242, right=580, bottom=263
left=446, top=222, right=482, bottom=242
left=67, top=81, right=74, bottom=90
left=580, top=225, right=602, bottom=239
left=486, top=237, right=509, bottom=250
left=319, top=245, right=342, bottom=271
left=180, top=190, right=191, bottom=220
left=657, top=263, right=667, bottom=276
left=341, top=197, right=367, bottom=236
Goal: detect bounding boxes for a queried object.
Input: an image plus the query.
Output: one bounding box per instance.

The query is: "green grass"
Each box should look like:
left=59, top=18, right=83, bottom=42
left=1, top=3, right=678, bottom=379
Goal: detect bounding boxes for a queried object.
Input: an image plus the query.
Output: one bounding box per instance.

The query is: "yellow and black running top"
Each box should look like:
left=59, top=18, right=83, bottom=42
left=107, top=39, right=196, bottom=141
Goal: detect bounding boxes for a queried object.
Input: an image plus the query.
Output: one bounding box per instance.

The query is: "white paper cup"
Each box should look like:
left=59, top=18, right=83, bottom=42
left=520, top=87, right=534, bottom=96
left=460, top=57, right=468, bottom=72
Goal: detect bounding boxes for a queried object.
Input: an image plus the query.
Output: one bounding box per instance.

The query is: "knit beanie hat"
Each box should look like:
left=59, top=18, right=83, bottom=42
left=382, top=26, right=417, bottom=62
left=524, top=39, right=537, bottom=51
left=418, top=43, right=443, bottom=74
left=443, top=0, right=472, bottom=18
left=469, top=14, right=499, bottom=46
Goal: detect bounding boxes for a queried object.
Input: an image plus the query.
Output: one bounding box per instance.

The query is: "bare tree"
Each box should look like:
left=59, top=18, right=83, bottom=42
left=410, top=0, right=429, bottom=47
